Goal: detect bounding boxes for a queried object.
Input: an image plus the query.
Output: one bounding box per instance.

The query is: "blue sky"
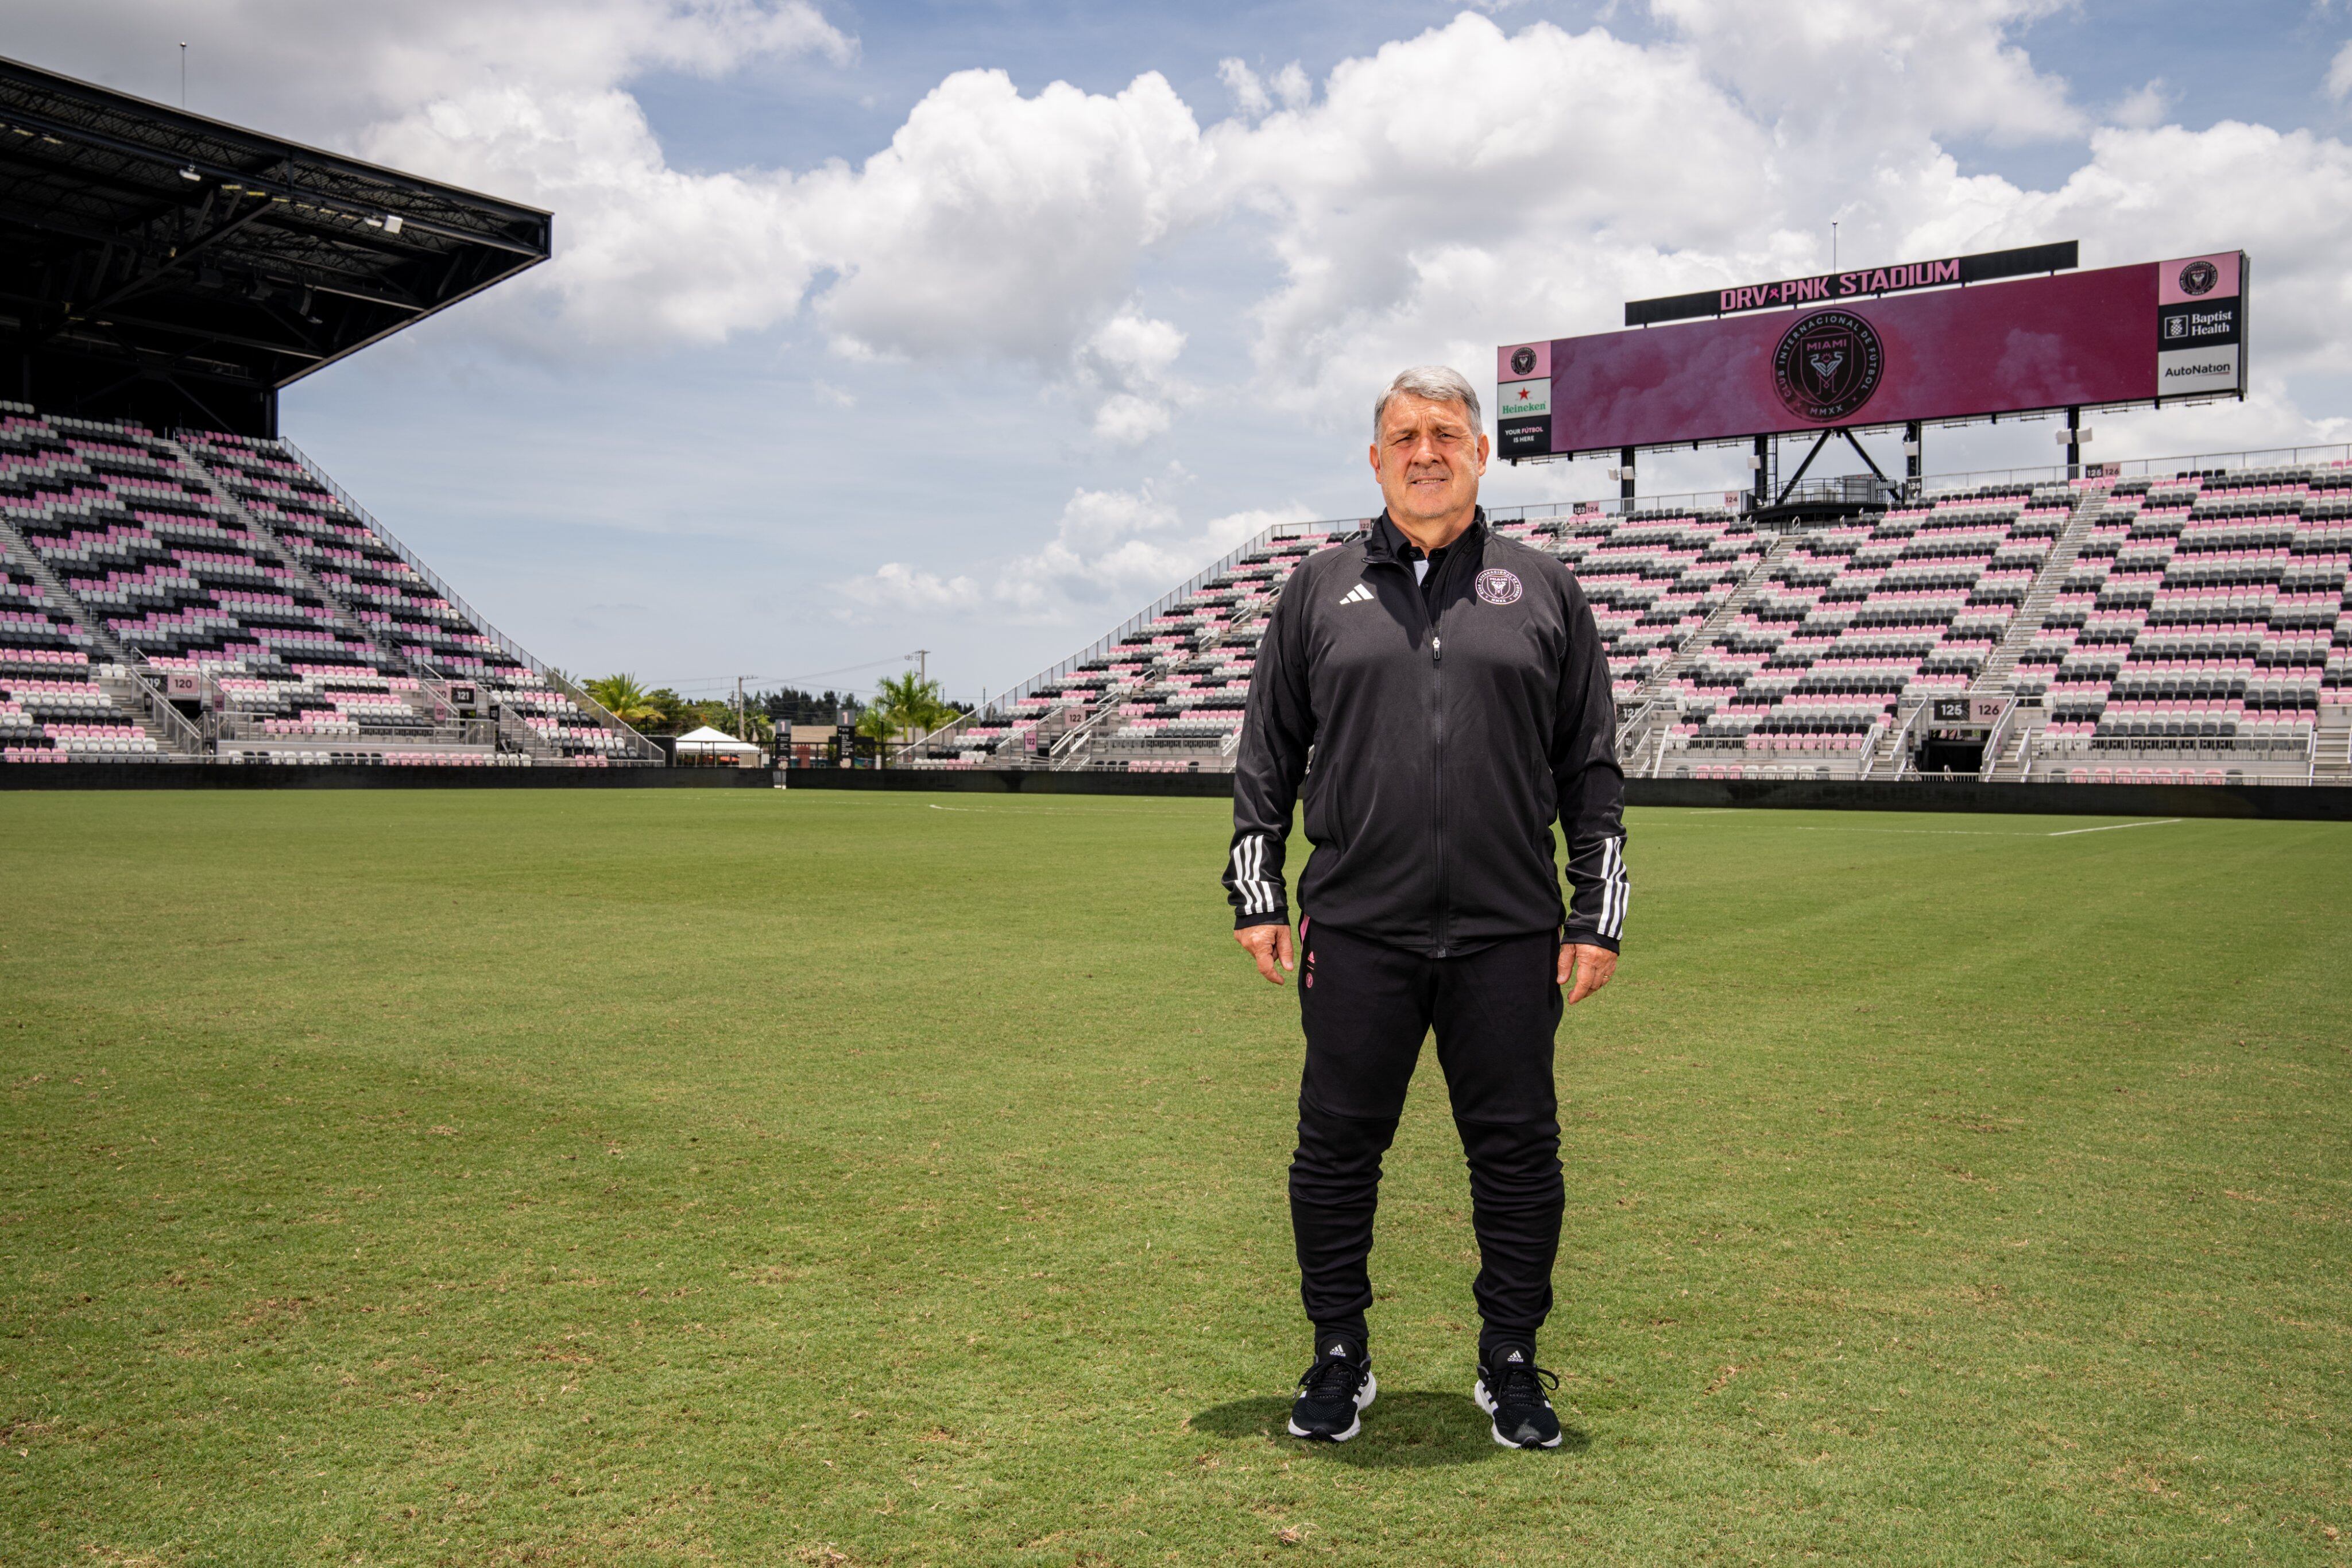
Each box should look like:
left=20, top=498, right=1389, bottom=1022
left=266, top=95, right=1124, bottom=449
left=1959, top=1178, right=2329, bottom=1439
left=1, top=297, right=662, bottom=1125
left=20, top=0, right=2352, bottom=705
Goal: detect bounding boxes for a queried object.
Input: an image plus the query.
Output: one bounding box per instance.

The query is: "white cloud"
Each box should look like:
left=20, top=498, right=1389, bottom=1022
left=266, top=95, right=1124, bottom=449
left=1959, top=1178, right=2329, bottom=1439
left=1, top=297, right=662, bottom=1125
left=1093, top=394, right=1175, bottom=445
left=1218, top=58, right=1273, bottom=119
left=1218, top=58, right=1311, bottom=119
left=836, top=483, right=1319, bottom=625
left=1078, top=310, right=1189, bottom=445
left=1204, top=13, right=1777, bottom=414
left=1649, top=0, right=2083, bottom=146
left=991, top=485, right=1322, bottom=621
left=1088, top=312, right=1187, bottom=381
left=2330, top=39, right=2352, bottom=102
left=2109, top=79, right=2172, bottom=130
left=837, top=560, right=981, bottom=613
left=10, top=1, right=850, bottom=134
left=368, top=86, right=824, bottom=349
left=803, top=70, right=1208, bottom=366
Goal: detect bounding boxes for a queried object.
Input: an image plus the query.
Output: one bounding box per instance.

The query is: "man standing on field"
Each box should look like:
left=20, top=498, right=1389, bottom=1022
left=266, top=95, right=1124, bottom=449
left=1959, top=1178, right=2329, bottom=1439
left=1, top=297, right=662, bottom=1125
left=1223, top=365, right=1626, bottom=1449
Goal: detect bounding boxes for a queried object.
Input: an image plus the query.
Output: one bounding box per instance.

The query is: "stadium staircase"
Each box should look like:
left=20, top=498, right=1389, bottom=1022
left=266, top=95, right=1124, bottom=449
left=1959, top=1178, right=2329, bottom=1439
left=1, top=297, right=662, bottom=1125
left=2316, top=705, right=2352, bottom=784
left=0, top=515, right=203, bottom=761
left=274, top=441, right=662, bottom=765
left=1970, top=481, right=2113, bottom=781
left=1616, top=532, right=1802, bottom=776
left=1972, top=483, right=2111, bottom=694
left=0, top=514, right=132, bottom=663
left=161, top=439, right=483, bottom=760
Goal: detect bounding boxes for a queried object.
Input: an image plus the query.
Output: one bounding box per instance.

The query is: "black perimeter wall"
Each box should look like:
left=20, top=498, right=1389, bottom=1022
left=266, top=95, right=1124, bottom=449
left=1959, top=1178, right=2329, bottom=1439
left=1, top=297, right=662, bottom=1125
left=3, top=763, right=2350, bottom=820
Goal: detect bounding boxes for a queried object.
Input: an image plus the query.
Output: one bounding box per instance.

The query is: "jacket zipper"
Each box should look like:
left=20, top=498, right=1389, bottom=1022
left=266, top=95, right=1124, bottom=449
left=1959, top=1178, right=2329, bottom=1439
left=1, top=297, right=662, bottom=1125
left=1429, top=594, right=1447, bottom=958
left=1425, top=530, right=1471, bottom=958
left=1375, top=519, right=1472, bottom=957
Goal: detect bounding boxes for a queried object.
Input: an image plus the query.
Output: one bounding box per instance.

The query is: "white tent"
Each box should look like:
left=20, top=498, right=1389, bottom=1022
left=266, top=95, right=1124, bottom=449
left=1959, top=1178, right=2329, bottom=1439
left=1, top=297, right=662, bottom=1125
left=672, top=725, right=761, bottom=763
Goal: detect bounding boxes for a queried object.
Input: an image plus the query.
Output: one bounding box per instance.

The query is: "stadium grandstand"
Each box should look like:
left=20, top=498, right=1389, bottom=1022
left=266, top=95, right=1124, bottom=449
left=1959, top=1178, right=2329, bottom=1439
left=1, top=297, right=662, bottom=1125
left=897, top=452, right=2352, bottom=788
left=0, top=56, right=659, bottom=768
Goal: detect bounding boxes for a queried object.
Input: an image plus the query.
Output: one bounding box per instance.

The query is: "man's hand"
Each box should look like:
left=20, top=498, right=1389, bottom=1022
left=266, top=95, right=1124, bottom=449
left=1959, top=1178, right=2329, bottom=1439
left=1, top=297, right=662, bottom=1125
left=1558, top=942, right=1616, bottom=1005
left=1235, top=922, right=1296, bottom=985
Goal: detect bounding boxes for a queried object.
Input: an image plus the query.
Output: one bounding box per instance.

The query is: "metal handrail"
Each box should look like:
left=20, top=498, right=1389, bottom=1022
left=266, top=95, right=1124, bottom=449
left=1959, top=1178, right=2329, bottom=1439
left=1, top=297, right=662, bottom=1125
left=215, top=713, right=501, bottom=748
left=1614, top=696, right=1659, bottom=754
left=1857, top=717, right=1887, bottom=777
left=1975, top=698, right=2019, bottom=782
left=1907, top=440, right=2352, bottom=498
left=1875, top=699, right=1928, bottom=780
left=105, top=661, right=208, bottom=756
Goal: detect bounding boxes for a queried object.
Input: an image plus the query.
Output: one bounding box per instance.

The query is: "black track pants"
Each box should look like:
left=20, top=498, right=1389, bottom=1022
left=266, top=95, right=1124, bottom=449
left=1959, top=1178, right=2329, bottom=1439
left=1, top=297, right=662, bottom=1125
left=1289, top=920, right=1565, bottom=1350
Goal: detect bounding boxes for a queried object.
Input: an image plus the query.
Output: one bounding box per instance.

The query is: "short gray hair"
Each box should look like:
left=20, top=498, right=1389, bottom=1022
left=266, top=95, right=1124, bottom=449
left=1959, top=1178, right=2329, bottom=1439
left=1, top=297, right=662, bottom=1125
left=1373, top=365, right=1482, bottom=442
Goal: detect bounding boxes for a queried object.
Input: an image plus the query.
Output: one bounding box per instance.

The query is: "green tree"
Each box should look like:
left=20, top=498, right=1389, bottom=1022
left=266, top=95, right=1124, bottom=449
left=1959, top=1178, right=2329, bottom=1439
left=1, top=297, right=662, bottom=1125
left=583, top=673, right=661, bottom=728
left=865, top=670, right=957, bottom=753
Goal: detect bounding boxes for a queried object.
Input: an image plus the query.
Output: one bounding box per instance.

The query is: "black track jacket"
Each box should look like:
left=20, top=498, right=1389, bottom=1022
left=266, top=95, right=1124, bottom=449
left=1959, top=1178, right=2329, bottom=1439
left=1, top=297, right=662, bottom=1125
left=1223, top=509, right=1627, bottom=957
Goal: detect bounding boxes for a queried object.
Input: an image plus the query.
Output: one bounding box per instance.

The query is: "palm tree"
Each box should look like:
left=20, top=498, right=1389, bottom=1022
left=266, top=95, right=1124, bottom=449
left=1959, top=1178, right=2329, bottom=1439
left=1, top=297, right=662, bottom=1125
left=584, top=673, right=662, bottom=729
left=853, top=704, right=898, bottom=744
left=875, top=671, right=956, bottom=737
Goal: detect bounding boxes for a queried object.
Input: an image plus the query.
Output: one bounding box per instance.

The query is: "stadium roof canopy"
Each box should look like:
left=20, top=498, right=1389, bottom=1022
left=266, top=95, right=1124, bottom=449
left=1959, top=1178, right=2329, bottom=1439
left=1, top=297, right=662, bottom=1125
left=0, top=56, right=550, bottom=436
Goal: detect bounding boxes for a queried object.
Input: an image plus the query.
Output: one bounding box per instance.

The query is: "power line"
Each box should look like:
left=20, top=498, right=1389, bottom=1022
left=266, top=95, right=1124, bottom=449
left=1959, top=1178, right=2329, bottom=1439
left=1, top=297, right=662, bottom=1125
left=649, top=651, right=930, bottom=694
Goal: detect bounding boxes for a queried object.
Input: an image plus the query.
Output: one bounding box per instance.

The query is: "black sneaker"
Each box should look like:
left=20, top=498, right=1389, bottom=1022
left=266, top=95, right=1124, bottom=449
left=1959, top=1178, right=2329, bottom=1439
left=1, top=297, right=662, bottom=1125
left=1288, top=1337, right=1376, bottom=1442
left=1474, top=1344, right=1562, bottom=1449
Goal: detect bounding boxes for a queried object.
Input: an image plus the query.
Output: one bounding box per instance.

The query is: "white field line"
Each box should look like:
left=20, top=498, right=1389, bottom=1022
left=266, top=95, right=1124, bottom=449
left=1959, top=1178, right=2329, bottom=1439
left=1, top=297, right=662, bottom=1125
left=1792, top=826, right=2048, bottom=838
left=923, top=802, right=1175, bottom=816
left=1790, top=819, right=2185, bottom=839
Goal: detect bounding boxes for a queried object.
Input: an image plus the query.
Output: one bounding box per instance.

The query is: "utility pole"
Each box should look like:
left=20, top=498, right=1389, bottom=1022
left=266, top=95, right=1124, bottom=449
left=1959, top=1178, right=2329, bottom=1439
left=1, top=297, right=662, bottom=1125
left=734, top=675, right=756, bottom=743
left=912, top=649, right=929, bottom=686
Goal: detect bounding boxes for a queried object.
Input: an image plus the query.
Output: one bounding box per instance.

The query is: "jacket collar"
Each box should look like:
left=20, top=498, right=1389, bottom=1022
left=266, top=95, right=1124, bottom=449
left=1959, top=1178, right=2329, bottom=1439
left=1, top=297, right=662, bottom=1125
left=1364, top=506, right=1487, bottom=565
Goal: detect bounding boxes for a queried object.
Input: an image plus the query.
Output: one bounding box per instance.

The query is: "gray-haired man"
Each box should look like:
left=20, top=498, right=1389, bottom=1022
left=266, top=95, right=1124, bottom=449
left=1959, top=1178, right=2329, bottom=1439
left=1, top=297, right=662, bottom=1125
left=1223, top=365, right=1627, bottom=1447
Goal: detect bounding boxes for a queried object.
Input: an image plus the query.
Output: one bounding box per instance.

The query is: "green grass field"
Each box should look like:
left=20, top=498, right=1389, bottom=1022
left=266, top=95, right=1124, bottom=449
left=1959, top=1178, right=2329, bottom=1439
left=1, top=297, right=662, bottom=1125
left=1, top=789, right=2347, bottom=1566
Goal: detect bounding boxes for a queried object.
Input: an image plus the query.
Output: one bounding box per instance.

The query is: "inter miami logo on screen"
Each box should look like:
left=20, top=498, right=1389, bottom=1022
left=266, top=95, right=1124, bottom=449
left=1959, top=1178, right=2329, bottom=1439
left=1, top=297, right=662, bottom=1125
left=1509, top=345, right=1538, bottom=376
left=1772, top=309, right=1885, bottom=422
left=2178, top=259, right=2219, bottom=296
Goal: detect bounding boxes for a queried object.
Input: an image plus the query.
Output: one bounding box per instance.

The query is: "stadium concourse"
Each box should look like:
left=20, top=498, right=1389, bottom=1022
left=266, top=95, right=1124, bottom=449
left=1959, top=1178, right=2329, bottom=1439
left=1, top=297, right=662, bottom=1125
left=903, top=452, right=2352, bottom=788
left=0, top=403, right=655, bottom=768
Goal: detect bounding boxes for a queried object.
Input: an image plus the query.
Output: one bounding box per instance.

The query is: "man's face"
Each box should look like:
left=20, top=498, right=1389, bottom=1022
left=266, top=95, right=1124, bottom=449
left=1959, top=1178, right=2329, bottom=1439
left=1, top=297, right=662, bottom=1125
left=1369, top=393, right=1489, bottom=527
